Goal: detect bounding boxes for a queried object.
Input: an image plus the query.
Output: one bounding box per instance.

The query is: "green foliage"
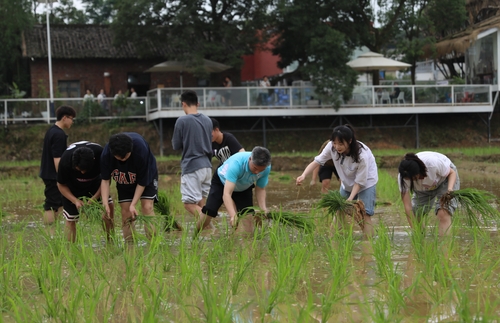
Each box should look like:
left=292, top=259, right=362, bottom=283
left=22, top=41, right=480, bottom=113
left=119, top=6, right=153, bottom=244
left=154, top=190, right=182, bottom=231
left=111, top=0, right=271, bottom=76
left=270, top=0, right=359, bottom=108
left=264, top=210, right=316, bottom=233
left=442, top=188, right=500, bottom=227
left=0, top=0, right=32, bottom=96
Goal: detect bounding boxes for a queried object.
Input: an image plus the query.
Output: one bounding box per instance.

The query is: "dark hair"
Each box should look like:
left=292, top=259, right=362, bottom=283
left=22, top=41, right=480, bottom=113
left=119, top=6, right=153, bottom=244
left=211, top=117, right=220, bottom=130
left=251, top=146, right=271, bottom=167
left=55, top=105, right=76, bottom=121
left=72, top=147, right=95, bottom=171
left=225, top=75, right=231, bottom=80
left=330, top=124, right=362, bottom=163
left=109, top=133, right=133, bottom=158
left=398, top=153, right=427, bottom=192
left=180, top=90, right=198, bottom=106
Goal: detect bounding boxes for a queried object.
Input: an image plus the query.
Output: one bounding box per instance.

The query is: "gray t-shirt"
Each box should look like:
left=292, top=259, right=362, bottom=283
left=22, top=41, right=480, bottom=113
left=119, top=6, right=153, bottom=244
left=172, top=113, right=213, bottom=175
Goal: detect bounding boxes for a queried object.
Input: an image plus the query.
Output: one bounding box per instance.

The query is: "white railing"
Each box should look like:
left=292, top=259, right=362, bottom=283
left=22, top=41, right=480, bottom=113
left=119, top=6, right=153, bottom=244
left=146, top=84, right=493, bottom=113
left=0, top=84, right=493, bottom=125
left=0, top=97, right=147, bottom=124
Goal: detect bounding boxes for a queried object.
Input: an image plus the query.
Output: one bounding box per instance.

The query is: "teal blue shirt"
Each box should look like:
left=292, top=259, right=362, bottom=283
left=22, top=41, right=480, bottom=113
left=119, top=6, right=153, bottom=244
left=217, top=152, right=271, bottom=192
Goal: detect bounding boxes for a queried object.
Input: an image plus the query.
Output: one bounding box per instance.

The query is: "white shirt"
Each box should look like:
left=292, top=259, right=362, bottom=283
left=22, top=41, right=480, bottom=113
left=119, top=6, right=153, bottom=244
left=314, top=141, right=378, bottom=192
left=130, top=92, right=137, bottom=98
left=97, top=93, right=106, bottom=102
left=398, top=151, right=452, bottom=192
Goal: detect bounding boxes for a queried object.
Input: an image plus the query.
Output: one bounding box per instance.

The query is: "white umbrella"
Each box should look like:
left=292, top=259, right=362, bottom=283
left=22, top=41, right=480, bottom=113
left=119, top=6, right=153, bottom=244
left=347, top=51, right=411, bottom=84
left=145, top=59, right=232, bottom=89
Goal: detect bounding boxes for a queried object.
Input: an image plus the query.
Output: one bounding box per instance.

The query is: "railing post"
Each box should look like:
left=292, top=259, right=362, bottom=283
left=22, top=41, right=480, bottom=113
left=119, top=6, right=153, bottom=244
left=451, top=85, right=455, bottom=105
left=203, top=88, right=207, bottom=108
left=289, top=87, right=293, bottom=108
left=247, top=87, right=250, bottom=108
left=46, top=100, right=51, bottom=123
left=157, top=88, right=161, bottom=112
left=3, top=100, right=7, bottom=126
left=412, top=86, right=415, bottom=106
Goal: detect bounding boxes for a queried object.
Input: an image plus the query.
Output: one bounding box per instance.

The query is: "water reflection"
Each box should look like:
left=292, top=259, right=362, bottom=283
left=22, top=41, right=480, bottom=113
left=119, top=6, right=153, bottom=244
left=2, top=168, right=500, bottom=321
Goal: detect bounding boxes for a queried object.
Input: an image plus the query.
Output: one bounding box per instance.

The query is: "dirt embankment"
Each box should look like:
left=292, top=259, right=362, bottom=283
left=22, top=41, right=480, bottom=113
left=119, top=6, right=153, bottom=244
left=4, top=154, right=500, bottom=178
left=1, top=113, right=500, bottom=177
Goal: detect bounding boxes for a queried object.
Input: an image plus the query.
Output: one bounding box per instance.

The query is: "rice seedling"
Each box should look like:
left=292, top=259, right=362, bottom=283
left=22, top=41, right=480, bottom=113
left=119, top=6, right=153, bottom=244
left=316, top=190, right=366, bottom=230
left=264, top=209, right=316, bottom=233
left=318, top=230, right=354, bottom=322
left=440, top=188, right=500, bottom=227
left=154, top=189, right=182, bottom=231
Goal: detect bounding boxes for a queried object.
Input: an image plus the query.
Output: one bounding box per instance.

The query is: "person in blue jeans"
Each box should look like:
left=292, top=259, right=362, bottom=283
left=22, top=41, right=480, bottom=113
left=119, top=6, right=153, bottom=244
left=296, top=124, right=378, bottom=238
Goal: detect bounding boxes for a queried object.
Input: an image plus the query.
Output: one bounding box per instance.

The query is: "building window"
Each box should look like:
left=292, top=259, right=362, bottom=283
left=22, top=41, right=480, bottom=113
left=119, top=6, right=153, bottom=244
left=58, top=80, right=80, bottom=98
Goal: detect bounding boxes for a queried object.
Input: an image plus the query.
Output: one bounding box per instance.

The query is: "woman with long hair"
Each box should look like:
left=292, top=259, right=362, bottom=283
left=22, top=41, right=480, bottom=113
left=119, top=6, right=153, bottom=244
left=398, top=152, right=459, bottom=236
left=296, top=124, right=378, bottom=237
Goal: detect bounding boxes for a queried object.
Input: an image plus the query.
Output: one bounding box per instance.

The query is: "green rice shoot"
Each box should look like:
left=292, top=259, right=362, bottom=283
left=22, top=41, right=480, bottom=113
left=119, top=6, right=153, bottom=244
left=441, top=188, right=500, bottom=227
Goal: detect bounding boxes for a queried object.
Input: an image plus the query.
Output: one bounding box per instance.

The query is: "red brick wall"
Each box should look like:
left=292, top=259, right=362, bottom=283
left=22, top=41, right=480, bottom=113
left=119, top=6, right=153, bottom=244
left=29, top=58, right=204, bottom=98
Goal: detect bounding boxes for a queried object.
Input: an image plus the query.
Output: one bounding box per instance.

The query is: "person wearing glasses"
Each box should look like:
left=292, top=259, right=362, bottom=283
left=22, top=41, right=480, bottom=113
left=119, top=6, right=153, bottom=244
left=296, top=124, right=378, bottom=237
left=39, top=105, right=77, bottom=230
left=197, top=146, right=271, bottom=233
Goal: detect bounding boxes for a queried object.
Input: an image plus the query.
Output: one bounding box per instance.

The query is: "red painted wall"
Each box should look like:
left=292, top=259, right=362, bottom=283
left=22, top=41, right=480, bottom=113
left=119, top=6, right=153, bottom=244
left=241, top=48, right=282, bottom=82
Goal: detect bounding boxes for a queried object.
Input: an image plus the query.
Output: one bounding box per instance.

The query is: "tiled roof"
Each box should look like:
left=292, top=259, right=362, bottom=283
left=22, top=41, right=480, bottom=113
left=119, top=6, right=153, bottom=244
left=23, top=24, right=173, bottom=59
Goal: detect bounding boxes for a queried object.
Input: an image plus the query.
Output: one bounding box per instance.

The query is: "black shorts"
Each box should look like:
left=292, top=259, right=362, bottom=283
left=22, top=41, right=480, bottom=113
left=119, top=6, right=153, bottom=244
left=62, top=180, right=102, bottom=221
left=43, top=179, right=63, bottom=211
left=319, top=165, right=339, bottom=182
left=202, top=172, right=253, bottom=218
left=116, top=179, right=158, bottom=203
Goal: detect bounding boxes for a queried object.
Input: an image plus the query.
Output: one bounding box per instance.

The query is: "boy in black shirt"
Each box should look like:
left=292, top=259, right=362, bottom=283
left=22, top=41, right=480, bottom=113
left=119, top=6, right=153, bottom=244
left=39, top=105, right=76, bottom=229
left=100, top=132, right=158, bottom=243
left=57, top=141, right=114, bottom=242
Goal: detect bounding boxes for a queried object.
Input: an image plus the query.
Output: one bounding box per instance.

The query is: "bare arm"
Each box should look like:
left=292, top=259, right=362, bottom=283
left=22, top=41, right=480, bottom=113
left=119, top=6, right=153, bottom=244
left=57, top=183, right=84, bottom=209
left=401, top=191, right=414, bottom=228
left=255, top=186, right=267, bottom=213
left=447, top=168, right=457, bottom=191
left=101, top=179, right=111, bottom=217
left=54, top=157, right=61, bottom=172
left=296, top=161, right=321, bottom=186
left=129, top=184, right=146, bottom=217
left=347, top=183, right=361, bottom=201
left=222, top=181, right=237, bottom=226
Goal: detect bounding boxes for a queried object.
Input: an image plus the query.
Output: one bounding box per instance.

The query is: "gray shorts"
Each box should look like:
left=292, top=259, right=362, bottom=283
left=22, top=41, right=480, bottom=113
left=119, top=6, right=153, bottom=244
left=412, top=163, right=460, bottom=216
left=180, top=168, right=212, bottom=204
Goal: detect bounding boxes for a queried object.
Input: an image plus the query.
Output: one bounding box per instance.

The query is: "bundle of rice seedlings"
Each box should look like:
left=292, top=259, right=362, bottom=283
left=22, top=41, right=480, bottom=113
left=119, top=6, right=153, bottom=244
left=440, top=188, right=500, bottom=227
left=316, top=190, right=366, bottom=230
left=265, top=210, right=316, bottom=233
left=79, top=198, right=106, bottom=224
left=154, top=190, right=182, bottom=231
left=248, top=207, right=315, bottom=232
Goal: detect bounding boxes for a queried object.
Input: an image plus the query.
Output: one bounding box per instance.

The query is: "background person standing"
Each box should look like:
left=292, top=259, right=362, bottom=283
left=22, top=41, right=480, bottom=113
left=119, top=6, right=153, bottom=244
left=39, top=105, right=76, bottom=229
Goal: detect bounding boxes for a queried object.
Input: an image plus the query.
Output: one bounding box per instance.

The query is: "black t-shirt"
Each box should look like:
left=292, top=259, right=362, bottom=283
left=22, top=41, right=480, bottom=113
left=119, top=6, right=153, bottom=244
left=57, top=141, right=103, bottom=191
left=39, top=125, right=68, bottom=180
left=101, top=132, right=158, bottom=188
left=212, top=132, right=243, bottom=166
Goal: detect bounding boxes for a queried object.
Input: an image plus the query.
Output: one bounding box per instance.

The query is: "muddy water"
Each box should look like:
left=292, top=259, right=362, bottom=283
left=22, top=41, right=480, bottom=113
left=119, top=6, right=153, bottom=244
left=2, top=168, right=500, bottom=321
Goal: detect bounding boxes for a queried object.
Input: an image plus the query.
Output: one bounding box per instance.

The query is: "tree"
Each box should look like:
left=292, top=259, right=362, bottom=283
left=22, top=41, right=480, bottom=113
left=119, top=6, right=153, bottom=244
left=394, top=0, right=433, bottom=84
left=270, top=0, right=363, bottom=107
left=111, top=0, right=272, bottom=78
left=82, top=0, right=116, bottom=24
left=0, top=0, right=33, bottom=96
left=426, top=0, right=467, bottom=79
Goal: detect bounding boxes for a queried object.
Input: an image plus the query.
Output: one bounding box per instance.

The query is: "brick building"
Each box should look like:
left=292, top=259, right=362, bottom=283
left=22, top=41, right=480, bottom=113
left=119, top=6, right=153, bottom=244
left=21, top=25, right=240, bottom=98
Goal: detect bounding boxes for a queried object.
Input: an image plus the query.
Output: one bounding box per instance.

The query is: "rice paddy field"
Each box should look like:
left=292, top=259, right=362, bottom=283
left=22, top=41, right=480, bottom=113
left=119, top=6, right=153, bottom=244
left=1, top=152, right=500, bottom=322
